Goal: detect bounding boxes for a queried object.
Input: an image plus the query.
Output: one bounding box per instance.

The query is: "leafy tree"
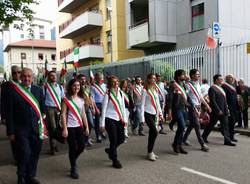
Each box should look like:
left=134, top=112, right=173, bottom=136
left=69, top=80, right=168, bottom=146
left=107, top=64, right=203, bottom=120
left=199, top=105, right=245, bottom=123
left=0, top=65, right=4, bottom=73
left=0, top=0, right=38, bottom=28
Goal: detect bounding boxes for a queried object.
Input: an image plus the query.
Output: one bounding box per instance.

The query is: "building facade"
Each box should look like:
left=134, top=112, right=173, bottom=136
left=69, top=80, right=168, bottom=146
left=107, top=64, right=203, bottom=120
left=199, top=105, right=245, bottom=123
left=4, top=40, right=56, bottom=75
left=2, top=17, right=54, bottom=73
left=126, top=0, right=250, bottom=52
left=56, top=0, right=144, bottom=68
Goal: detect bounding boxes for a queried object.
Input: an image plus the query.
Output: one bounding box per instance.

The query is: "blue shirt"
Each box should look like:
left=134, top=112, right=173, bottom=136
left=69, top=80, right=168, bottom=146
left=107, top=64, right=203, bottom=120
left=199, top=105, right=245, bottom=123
left=43, top=83, right=65, bottom=107
left=91, top=83, right=107, bottom=104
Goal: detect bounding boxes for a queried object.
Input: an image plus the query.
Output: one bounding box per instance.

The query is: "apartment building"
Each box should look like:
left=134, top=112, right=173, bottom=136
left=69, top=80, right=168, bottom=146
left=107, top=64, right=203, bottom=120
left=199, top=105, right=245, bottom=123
left=56, top=0, right=144, bottom=68
left=126, top=0, right=250, bottom=53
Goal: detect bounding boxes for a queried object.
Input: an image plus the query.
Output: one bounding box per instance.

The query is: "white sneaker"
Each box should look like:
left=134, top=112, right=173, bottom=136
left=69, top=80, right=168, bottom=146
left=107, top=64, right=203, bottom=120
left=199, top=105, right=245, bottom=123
left=147, top=152, right=157, bottom=161
left=152, top=152, right=159, bottom=159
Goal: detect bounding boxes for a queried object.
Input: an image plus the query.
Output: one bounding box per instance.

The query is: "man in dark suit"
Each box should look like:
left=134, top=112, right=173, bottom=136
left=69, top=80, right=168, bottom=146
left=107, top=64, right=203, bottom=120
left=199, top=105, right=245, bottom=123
left=222, top=74, right=238, bottom=142
left=202, top=74, right=235, bottom=146
left=1, top=65, right=21, bottom=163
left=6, top=68, right=45, bottom=184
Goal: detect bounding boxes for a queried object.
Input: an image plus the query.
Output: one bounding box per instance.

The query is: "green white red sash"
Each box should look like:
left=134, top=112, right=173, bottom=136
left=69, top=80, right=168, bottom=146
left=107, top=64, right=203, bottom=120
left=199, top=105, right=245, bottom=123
left=109, top=90, right=125, bottom=126
left=63, top=97, right=83, bottom=127
left=122, top=91, right=129, bottom=106
left=133, top=85, right=142, bottom=97
left=45, top=83, right=61, bottom=110
left=155, top=83, right=164, bottom=99
left=173, top=81, right=187, bottom=100
left=10, top=82, right=47, bottom=140
left=223, top=82, right=237, bottom=94
left=212, top=84, right=226, bottom=99
left=146, top=88, right=161, bottom=127
left=93, top=83, right=105, bottom=96
left=187, top=81, right=201, bottom=103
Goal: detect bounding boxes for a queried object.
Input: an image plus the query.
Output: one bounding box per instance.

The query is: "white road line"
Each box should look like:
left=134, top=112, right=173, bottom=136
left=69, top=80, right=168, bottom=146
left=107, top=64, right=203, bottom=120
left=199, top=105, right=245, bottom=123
left=181, top=167, right=238, bottom=184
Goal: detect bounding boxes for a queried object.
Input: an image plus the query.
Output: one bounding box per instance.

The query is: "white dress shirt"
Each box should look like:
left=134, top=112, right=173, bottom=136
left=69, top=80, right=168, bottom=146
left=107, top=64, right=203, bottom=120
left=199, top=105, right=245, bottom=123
left=100, top=89, right=127, bottom=127
left=141, top=88, right=163, bottom=122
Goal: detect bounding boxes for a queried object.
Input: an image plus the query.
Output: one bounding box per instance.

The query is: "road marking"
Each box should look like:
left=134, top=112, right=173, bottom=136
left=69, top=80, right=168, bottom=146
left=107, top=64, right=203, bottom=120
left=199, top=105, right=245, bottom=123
left=181, top=167, right=238, bottom=184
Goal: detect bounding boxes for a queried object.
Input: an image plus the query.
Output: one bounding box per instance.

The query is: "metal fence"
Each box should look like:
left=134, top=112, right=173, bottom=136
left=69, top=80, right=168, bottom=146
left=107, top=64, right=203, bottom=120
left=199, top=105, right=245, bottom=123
left=68, top=42, right=250, bottom=85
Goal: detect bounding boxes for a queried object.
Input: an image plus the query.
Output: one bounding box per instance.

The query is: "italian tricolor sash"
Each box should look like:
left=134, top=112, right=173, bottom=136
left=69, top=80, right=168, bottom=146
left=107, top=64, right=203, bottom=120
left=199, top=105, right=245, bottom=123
left=223, top=82, right=237, bottom=94
left=45, top=83, right=61, bottom=110
left=212, top=84, right=226, bottom=99
left=155, top=83, right=164, bottom=99
left=63, top=97, right=83, bottom=127
left=93, top=83, right=105, bottom=96
left=122, top=91, right=129, bottom=106
left=187, top=81, right=201, bottom=103
left=146, top=88, right=161, bottom=127
left=133, top=85, right=142, bottom=97
left=10, top=82, right=47, bottom=140
left=109, top=90, right=125, bottom=126
left=173, top=81, right=187, bottom=100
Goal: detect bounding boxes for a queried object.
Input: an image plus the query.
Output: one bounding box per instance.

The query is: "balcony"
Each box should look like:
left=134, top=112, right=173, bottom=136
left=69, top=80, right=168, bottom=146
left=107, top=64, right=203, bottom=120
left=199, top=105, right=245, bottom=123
left=58, top=0, right=89, bottom=13
left=60, top=11, right=103, bottom=39
left=61, top=44, right=104, bottom=63
left=129, top=20, right=149, bottom=47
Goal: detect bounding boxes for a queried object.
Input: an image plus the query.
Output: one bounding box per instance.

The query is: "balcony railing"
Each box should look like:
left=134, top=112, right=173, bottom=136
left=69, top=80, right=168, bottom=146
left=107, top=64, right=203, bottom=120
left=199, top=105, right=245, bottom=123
left=129, top=18, right=149, bottom=29
left=58, top=0, right=90, bottom=13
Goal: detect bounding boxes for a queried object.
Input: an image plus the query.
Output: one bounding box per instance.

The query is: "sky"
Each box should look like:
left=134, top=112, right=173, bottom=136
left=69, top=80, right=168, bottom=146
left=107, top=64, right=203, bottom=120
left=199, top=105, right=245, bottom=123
left=30, top=0, right=57, bottom=23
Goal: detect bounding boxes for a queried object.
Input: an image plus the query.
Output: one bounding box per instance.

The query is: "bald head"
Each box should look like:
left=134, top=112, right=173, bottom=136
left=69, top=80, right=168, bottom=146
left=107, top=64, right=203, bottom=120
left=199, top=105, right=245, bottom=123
left=21, top=68, right=33, bottom=87
left=225, top=74, right=235, bottom=84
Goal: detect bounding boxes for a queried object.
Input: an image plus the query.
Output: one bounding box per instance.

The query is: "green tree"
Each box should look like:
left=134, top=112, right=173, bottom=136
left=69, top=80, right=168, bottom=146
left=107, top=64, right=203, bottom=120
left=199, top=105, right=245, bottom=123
left=0, top=0, right=38, bottom=28
left=0, top=65, right=4, bottom=73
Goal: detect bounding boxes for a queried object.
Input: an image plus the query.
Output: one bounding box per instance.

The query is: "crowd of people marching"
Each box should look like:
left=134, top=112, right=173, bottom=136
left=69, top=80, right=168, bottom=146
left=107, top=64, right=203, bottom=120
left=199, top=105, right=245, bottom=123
left=0, top=65, right=250, bottom=184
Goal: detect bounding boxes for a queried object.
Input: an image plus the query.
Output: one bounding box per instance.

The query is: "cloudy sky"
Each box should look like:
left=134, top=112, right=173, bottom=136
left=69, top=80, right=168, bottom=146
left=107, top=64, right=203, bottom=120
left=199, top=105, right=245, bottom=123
left=31, top=0, right=57, bottom=23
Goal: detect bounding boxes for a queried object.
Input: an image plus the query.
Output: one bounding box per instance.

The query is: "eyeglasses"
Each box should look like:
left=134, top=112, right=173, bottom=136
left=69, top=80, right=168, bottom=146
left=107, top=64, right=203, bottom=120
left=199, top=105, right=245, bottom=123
left=12, top=71, right=21, bottom=74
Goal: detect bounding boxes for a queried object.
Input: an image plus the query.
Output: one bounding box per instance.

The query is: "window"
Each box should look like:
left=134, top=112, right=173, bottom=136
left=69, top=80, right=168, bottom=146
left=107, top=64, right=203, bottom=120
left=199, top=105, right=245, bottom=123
left=106, top=0, right=112, bottom=20
left=20, top=34, right=24, bottom=39
left=191, top=3, right=204, bottom=31
left=91, top=35, right=101, bottom=45
left=38, top=53, right=44, bottom=60
left=40, top=32, right=45, bottom=39
left=21, top=53, right=26, bottom=60
left=106, top=31, right=112, bottom=53
left=51, top=54, right=56, bottom=61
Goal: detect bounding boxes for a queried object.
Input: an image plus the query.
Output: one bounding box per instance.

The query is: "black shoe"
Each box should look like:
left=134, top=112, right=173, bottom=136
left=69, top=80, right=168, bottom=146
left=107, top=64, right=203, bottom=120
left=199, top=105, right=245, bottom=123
left=27, top=177, right=41, bottom=184
left=70, top=167, right=79, bottom=179
left=54, top=146, right=59, bottom=152
left=159, top=130, right=167, bottom=135
left=224, top=142, right=236, bottom=146
left=231, top=138, right=238, bottom=142
left=169, top=124, right=174, bottom=131
left=172, top=144, right=179, bottom=154
left=96, top=137, right=102, bottom=143
left=50, top=148, right=55, bottom=155
left=179, top=146, right=188, bottom=154
left=18, top=176, right=26, bottom=184
left=112, top=160, right=122, bottom=169
left=138, top=132, right=145, bottom=136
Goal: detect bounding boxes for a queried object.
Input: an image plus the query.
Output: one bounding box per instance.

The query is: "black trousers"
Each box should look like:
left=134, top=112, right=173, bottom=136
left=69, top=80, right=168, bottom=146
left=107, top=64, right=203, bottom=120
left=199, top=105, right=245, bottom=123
left=183, top=109, right=204, bottom=146
left=10, top=140, right=17, bottom=162
left=105, top=118, right=125, bottom=161
left=202, top=114, right=231, bottom=143
left=67, top=127, right=85, bottom=168
left=228, top=109, right=237, bottom=139
left=94, top=103, right=102, bottom=139
left=238, top=108, right=248, bottom=128
left=145, top=112, right=158, bottom=153
left=16, top=134, right=42, bottom=178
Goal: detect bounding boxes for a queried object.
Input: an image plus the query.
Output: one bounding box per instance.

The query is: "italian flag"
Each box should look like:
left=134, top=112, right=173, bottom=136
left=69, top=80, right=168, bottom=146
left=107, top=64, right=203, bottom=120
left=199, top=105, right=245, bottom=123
left=205, top=28, right=217, bottom=49
left=73, top=47, right=79, bottom=67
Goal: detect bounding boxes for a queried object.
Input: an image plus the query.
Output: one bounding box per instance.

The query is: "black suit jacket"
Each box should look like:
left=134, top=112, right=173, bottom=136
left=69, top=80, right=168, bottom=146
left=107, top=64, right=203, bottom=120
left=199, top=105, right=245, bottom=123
left=6, top=84, right=45, bottom=136
left=222, top=84, right=238, bottom=111
left=208, top=86, right=229, bottom=115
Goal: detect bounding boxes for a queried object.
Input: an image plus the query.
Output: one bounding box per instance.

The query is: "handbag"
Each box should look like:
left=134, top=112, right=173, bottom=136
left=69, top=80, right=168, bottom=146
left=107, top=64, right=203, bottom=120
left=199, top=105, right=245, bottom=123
left=53, top=112, right=66, bottom=144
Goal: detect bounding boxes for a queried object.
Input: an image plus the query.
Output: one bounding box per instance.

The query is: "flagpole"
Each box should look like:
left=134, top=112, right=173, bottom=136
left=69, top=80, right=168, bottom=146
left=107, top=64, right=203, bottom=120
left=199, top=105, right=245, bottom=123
left=217, top=0, right=220, bottom=74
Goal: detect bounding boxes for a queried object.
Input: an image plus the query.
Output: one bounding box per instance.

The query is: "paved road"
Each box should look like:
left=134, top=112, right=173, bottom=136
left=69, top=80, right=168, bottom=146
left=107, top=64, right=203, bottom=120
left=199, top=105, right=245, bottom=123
left=0, top=125, right=250, bottom=184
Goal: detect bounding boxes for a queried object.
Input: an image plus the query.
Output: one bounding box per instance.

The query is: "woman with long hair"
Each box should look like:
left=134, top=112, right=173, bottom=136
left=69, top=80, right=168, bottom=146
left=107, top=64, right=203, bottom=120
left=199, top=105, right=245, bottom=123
left=120, top=79, right=134, bottom=138
left=100, top=75, right=127, bottom=169
left=61, top=79, right=89, bottom=179
left=141, top=73, right=163, bottom=161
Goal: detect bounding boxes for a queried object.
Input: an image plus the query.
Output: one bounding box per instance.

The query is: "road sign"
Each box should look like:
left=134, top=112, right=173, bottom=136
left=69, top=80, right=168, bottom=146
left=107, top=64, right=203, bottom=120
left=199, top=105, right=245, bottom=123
left=212, top=22, right=220, bottom=39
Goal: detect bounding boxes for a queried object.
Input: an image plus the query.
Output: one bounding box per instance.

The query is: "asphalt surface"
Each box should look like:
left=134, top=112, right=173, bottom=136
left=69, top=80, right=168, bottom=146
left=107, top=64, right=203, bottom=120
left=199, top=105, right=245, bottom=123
left=0, top=125, right=249, bottom=184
